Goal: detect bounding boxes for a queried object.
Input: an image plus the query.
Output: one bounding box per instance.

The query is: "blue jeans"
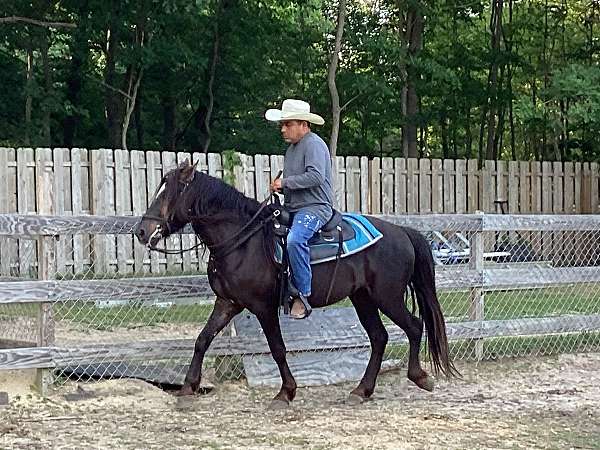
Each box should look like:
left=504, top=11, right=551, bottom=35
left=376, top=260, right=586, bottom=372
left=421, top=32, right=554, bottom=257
left=287, top=210, right=322, bottom=297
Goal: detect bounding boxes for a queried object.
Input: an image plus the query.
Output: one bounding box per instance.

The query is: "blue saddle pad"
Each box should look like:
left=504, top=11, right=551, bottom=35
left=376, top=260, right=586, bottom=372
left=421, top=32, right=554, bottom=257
left=275, top=213, right=383, bottom=265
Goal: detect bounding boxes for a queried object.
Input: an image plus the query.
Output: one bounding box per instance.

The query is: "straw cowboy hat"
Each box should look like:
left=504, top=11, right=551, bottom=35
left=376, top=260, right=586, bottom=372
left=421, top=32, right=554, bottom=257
left=265, top=99, right=325, bottom=125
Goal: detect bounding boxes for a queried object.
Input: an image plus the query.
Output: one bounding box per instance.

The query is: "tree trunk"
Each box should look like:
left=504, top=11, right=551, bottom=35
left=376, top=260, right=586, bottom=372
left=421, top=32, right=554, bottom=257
left=441, top=114, right=449, bottom=159
left=191, top=105, right=209, bottom=153
left=121, top=10, right=146, bottom=151
left=327, top=0, right=347, bottom=160
left=162, top=94, right=176, bottom=151
left=509, top=99, right=515, bottom=160
left=40, top=29, right=52, bottom=146
left=63, top=3, right=89, bottom=148
left=190, top=0, right=227, bottom=153
left=477, top=78, right=488, bottom=165
left=530, top=60, right=539, bottom=160
left=484, top=0, right=504, bottom=161
left=402, top=6, right=424, bottom=158
left=452, top=117, right=458, bottom=159
left=588, top=1, right=596, bottom=65
left=558, top=0, right=567, bottom=160
left=104, top=0, right=123, bottom=149
left=121, top=68, right=143, bottom=151
left=25, top=42, right=34, bottom=146
left=561, top=98, right=569, bottom=160
left=505, top=0, right=516, bottom=160
left=202, top=16, right=220, bottom=154
left=397, top=5, right=408, bottom=157
left=494, top=102, right=505, bottom=160
left=465, top=105, right=472, bottom=159
left=134, top=92, right=144, bottom=149
left=404, top=40, right=421, bottom=157
left=541, top=0, right=549, bottom=159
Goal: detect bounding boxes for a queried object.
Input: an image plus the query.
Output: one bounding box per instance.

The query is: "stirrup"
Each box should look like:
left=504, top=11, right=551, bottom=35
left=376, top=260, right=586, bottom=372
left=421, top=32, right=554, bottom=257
left=290, top=294, right=312, bottom=320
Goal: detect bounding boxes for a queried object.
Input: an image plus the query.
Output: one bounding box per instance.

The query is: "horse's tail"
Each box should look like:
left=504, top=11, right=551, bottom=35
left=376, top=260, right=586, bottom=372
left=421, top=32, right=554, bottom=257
left=405, top=227, right=460, bottom=378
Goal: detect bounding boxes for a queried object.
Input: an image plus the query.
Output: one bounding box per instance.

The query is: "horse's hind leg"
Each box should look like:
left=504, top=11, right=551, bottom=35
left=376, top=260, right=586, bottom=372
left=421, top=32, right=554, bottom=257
left=180, top=297, right=243, bottom=396
left=348, top=290, right=388, bottom=402
left=378, top=296, right=434, bottom=392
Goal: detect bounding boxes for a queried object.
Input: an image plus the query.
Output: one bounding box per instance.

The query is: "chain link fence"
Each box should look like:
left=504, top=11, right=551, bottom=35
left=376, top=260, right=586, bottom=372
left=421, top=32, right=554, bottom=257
left=0, top=235, right=40, bottom=346
left=0, top=214, right=599, bottom=388
left=427, top=219, right=600, bottom=366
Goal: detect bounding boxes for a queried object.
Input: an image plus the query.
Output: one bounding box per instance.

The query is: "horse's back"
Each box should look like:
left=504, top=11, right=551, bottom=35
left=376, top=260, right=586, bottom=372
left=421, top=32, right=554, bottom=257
left=364, top=216, right=419, bottom=253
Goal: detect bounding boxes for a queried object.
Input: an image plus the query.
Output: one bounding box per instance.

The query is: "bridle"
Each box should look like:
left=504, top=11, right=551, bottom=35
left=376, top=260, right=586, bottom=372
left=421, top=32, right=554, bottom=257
left=141, top=176, right=201, bottom=255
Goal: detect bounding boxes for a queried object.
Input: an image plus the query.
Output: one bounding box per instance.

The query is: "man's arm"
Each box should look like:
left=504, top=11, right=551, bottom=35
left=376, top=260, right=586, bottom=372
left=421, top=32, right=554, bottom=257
left=282, top=144, right=328, bottom=190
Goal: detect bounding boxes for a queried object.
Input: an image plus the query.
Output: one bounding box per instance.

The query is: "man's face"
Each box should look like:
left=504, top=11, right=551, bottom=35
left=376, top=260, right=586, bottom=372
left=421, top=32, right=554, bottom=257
left=280, top=120, right=308, bottom=144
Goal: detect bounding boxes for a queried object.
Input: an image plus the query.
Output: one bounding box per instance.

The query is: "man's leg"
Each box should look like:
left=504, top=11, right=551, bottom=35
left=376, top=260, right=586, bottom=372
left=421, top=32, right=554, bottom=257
left=286, top=211, right=321, bottom=319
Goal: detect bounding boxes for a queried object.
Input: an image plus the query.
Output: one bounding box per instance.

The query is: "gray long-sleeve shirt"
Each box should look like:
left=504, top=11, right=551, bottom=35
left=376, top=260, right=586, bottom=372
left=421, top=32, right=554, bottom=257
left=281, top=131, right=334, bottom=225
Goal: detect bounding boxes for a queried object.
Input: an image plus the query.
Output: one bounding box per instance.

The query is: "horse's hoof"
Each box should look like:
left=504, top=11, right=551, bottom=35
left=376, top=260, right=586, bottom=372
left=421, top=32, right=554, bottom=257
left=346, top=393, right=365, bottom=405
left=415, top=376, right=435, bottom=392
left=176, top=386, right=195, bottom=397
left=268, top=399, right=290, bottom=410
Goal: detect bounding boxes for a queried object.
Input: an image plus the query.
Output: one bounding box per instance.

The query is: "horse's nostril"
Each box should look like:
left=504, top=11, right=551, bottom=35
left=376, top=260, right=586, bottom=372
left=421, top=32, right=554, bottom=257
left=137, top=228, right=145, bottom=237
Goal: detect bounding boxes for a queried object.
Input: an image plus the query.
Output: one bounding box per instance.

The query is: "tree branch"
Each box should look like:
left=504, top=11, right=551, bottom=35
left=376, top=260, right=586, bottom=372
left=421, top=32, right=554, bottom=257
left=85, top=74, right=132, bottom=100
left=122, top=68, right=144, bottom=150
left=341, top=94, right=360, bottom=112
left=327, top=0, right=347, bottom=160
left=0, top=16, right=76, bottom=29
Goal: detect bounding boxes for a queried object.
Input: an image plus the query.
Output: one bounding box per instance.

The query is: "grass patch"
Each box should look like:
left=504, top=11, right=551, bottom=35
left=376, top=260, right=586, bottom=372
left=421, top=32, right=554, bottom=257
left=480, top=331, right=600, bottom=359
left=53, top=302, right=214, bottom=329
left=0, top=302, right=213, bottom=330
left=437, top=285, right=600, bottom=321
left=2, top=286, right=599, bottom=328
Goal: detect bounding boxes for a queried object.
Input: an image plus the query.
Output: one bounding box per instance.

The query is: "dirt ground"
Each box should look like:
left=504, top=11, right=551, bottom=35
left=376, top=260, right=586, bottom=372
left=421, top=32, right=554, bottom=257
left=1, top=353, right=599, bottom=450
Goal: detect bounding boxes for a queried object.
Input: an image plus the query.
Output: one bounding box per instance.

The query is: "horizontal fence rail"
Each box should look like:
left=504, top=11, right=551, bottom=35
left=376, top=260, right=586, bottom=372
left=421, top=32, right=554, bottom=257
left=1, top=267, right=599, bottom=305
left=0, top=213, right=599, bottom=388
left=3, top=212, right=600, bottom=235
left=4, top=314, right=600, bottom=373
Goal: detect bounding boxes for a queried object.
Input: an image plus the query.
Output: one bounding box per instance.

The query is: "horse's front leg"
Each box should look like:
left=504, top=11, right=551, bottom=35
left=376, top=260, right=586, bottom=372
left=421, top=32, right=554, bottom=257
left=255, top=309, right=297, bottom=407
left=179, top=296, right=243, bottom=396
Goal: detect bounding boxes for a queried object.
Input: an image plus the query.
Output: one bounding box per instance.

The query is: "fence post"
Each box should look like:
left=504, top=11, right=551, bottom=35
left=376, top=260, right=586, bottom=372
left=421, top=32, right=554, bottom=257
left=35, top=148, right=56, bottom=395
left=36, top=235, right=57, bottom=394
left=469, top=211, right=485, bottom=360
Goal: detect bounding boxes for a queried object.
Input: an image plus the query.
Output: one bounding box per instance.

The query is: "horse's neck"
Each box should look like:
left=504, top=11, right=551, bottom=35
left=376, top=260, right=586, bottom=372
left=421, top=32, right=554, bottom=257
left=193, top=216, right=255, bottom=249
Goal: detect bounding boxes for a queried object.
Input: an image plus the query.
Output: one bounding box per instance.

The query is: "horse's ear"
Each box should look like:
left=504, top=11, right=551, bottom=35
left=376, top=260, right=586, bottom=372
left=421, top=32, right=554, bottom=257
left=179, top=159, right=198, bottom=183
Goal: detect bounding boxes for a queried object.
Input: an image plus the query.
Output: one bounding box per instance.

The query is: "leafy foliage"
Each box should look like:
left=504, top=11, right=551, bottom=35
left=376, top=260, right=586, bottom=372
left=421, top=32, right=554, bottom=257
left=0, top=0, right=598, bottom=161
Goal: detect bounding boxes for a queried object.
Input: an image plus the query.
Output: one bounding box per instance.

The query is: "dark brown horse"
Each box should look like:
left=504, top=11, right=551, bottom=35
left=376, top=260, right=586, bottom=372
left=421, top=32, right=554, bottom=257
left=135, top=160, right=458, bottom=407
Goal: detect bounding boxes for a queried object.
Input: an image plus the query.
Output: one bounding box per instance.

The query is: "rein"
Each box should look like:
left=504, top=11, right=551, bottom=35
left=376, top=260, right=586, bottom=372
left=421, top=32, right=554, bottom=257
left=144, top=196, right=274, bottom=257
left=203, top=197, right=274, bottom=258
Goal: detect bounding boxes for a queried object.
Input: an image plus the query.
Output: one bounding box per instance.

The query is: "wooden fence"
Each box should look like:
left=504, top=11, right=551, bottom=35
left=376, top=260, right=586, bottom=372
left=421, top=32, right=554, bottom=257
left=0, top=213, right=599, bottom=390
left=0, top=148, right=599, bottom=278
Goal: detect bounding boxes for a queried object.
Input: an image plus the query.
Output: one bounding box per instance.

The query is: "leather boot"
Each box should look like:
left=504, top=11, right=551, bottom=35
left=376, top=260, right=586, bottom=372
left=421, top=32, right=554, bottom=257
left=290, top=293, right=312, bottom=319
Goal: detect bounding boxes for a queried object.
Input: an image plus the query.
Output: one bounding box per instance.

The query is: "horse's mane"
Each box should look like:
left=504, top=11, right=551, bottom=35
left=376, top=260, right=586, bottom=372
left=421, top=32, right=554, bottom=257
left=167, top=167, right=262, bottom=222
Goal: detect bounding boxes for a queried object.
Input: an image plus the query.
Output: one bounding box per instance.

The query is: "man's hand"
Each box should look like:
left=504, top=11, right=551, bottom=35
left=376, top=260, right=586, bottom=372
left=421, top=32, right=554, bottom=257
left=270, top=178, right=283, bottom=192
